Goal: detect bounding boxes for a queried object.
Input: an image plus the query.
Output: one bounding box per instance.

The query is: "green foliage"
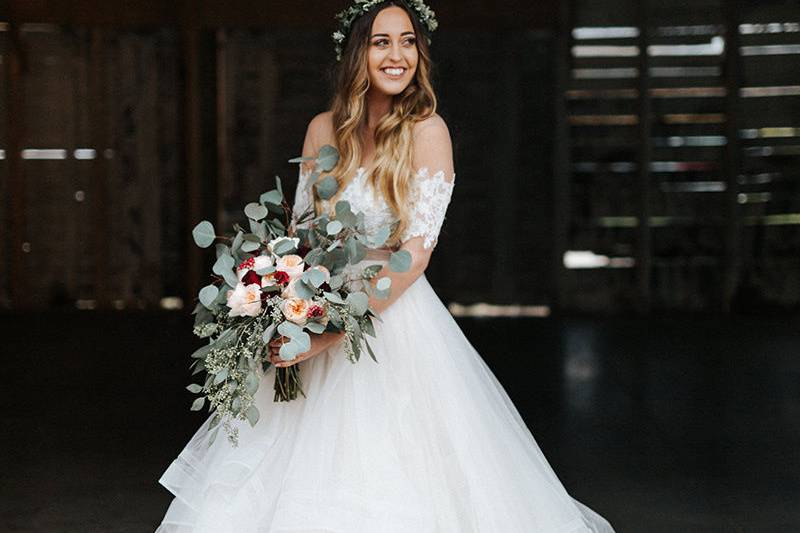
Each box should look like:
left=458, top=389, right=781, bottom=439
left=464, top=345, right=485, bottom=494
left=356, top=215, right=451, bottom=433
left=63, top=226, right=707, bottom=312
left=192, top=221, right=216, bottom=248
left=199, top=285, right=219, bottom=309
left=245, top=202, right=269, bottom=221
left=389, top=250, right=412, bottom=273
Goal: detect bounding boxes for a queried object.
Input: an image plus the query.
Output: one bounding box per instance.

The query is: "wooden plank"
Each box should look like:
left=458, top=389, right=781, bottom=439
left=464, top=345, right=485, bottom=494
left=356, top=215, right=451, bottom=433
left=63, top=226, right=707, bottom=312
left=183, top=25, right=202, bottom=306
left=489, top=35, right=520, bottom=303
left=635, top=0, right=653, bottom=313
left=7, top=0, right=557, bottom=29
left=89, top=28, right=110, bottom=308
left=5, top=23, right=28, bottom=309
left=552, top=0, right=573, bottom=310
left=722, top=0, right=742, bottom=312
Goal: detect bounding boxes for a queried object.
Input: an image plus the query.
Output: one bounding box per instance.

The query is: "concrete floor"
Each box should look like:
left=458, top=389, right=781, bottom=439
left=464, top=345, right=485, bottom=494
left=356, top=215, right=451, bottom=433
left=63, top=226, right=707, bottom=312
left=2, top=311, right=799, bottom=532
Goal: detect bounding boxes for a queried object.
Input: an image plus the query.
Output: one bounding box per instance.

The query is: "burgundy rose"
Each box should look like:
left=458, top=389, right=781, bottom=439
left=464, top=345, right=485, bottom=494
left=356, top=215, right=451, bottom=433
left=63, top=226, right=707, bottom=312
left=241, top=270, right=261, bottom=286
left=307, top=305, right=325, bottom=319
left=272, top=270, right=290, bottom=285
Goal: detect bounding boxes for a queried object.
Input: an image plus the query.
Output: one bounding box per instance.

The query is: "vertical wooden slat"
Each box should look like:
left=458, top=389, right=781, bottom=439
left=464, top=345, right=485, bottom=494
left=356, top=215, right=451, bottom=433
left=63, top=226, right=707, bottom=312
left=722, top=0, right=742, bottom=312
left=552, top=0, right=572, bottom=311
left=491, top=34, right=520, bottom=303
left=89, top=28, right=110, bottom=308
left=6, top=22, right=27, bottom=309
left=635, top=0, right=653, bottom=313
left=183, top=22, right=202, bottom=305
left=215, top=28, right=228, bottom=228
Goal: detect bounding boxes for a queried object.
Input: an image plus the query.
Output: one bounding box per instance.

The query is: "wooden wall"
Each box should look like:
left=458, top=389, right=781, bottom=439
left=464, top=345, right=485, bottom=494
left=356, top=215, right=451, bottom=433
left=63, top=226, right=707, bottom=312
left=2, top=0, right=799, bottom=313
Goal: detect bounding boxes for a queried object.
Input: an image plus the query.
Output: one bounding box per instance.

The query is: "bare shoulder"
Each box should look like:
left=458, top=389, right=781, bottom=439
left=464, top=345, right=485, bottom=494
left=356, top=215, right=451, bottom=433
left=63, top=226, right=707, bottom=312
left=412, top=114, right=454, bottom=180
left=413, top=113, right=450, bottom=140
left=303, top=111, right=336, bottom=158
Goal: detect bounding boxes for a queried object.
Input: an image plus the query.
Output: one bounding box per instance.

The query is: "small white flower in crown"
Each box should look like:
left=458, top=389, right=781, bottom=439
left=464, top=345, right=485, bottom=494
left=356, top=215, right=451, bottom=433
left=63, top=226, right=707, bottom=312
left=332, top=0, right=438, bottom=61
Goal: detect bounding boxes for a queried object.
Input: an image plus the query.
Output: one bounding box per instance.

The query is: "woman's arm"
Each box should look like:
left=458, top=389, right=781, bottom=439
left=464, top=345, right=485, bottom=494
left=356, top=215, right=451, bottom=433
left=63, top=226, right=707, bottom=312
left=367, top=114, right=455, bottom=314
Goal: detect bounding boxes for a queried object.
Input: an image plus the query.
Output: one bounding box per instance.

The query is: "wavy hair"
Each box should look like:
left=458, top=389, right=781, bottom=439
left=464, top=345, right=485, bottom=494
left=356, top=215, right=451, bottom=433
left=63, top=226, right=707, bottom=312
left=319, top=0, right=437, bottom=246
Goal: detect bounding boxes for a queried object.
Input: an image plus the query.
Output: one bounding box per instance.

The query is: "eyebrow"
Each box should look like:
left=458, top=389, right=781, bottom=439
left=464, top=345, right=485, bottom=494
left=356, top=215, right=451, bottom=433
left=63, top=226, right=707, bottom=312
left=371, top=31, right=416, bottom=38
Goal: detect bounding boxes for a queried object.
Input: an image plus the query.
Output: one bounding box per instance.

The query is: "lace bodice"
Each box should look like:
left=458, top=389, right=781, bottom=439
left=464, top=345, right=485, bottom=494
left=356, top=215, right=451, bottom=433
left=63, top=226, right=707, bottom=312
left=292, top=165, right=455, bottom=249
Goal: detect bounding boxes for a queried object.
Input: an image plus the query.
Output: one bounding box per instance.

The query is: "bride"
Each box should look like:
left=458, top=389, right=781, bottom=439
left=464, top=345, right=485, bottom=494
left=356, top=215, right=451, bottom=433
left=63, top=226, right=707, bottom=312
left=157, top=1, right=615, bottom=531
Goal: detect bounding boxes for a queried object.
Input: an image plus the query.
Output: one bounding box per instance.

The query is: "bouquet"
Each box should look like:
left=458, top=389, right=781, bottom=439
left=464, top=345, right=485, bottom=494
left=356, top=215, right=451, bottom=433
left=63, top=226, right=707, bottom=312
left=186, top=146, right=412, bottom=446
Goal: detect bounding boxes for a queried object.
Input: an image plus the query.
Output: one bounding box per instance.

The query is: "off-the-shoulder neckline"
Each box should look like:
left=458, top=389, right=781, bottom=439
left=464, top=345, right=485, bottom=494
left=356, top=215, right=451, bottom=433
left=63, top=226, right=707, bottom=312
left=356, top=166, right=456, bottom=180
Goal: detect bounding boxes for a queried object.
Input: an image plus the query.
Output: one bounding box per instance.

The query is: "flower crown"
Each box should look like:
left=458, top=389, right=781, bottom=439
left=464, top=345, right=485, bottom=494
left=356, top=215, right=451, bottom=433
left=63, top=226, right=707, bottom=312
left=332, top=0, right=438, bottom=61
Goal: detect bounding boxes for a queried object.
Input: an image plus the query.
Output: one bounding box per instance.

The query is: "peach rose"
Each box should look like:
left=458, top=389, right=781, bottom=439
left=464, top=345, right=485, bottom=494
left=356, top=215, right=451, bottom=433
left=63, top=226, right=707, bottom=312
left=276, top=254, right=305, bottom=280
left=281, top=297, right=309, bottom=325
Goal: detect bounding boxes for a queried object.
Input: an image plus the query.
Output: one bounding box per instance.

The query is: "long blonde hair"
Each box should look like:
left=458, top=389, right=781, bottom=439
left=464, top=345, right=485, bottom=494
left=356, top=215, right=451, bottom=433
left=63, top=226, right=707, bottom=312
left=319, top=0, right=437, bottom=246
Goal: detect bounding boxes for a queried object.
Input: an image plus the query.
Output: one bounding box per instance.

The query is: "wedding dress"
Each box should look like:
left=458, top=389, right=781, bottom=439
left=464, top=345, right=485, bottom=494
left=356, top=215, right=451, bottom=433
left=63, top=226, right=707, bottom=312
left=156, top=163, right=615, bottom=533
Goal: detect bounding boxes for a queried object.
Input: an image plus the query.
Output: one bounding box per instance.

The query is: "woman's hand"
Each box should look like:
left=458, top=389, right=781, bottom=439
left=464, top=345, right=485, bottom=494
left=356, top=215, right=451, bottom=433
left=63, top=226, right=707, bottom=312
left=267, top=331, right=345, bottom=368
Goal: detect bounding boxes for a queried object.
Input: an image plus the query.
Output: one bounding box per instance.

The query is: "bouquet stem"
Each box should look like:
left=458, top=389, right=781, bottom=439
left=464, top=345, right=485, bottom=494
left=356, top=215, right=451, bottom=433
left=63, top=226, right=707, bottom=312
left=274, top=366, right=306, bottom=402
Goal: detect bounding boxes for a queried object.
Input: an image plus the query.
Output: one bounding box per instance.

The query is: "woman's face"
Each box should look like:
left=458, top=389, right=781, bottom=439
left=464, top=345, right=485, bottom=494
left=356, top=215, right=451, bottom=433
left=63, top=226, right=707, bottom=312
left=366, top=6, right=419, bottom=97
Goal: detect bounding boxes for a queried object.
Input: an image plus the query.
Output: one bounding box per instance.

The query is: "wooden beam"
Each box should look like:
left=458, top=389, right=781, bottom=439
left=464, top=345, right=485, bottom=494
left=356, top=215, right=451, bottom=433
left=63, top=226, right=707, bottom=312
left=552, top=0, right=572, bottom=311
left=6, top=22, right=28, bottom=309
left=183, top=22, right=203, bottom=306
left=7, top=0, right=557, bottom=29
left=722, top=0, right=743, bottom=312
left=635, top=0, right=653, bottom=313
left=89, top=28, right=111, bottom=308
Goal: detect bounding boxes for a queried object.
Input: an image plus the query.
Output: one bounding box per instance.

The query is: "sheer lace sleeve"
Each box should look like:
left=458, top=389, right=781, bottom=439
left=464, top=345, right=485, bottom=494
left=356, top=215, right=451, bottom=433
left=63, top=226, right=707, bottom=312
left=291, top=164, right=314, bottom=232
left=399, top=167, right=456, bottom=249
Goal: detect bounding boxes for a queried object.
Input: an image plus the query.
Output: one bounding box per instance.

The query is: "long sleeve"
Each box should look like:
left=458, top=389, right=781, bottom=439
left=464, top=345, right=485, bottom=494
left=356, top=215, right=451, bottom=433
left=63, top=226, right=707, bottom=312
left=399, top=167, right=456, bottom=250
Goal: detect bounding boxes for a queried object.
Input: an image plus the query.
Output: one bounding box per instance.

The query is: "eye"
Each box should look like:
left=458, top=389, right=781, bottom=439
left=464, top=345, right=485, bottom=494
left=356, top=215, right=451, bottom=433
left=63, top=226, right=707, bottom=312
left=373, top=38, right=389, bottom=47
left=403, top=37, right=417, bottom=46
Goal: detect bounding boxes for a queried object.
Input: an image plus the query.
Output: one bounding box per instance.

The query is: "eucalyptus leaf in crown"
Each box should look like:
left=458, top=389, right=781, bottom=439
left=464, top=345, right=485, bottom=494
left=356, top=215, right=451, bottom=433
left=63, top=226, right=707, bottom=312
left=333, top=0, right=438, bottom=61
left=186, top=145, right=412, bottom=447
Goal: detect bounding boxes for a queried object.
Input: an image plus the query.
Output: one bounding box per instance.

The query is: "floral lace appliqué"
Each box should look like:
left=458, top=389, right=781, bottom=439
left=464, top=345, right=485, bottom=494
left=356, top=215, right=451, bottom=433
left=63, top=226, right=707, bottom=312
left=292, top=166, right=455, bottom=250
left=399, top=167, right=455, bottom=249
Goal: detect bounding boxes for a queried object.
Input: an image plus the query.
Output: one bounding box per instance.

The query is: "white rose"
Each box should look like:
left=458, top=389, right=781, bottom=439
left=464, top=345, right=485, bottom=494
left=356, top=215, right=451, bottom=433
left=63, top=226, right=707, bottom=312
left=226, top=282, right=262, bottom=317
left=276, top=254, right=305, bottom=280
left=281, top=297, right=309, bottom=325
left=237, top=254, right=274, bottom=281
left=268, top=237, right=300, bottom=255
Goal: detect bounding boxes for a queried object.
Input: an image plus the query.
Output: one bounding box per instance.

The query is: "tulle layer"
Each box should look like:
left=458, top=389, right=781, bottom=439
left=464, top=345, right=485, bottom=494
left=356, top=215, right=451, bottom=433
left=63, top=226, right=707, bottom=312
left=157, top=264, right=614, bottom=532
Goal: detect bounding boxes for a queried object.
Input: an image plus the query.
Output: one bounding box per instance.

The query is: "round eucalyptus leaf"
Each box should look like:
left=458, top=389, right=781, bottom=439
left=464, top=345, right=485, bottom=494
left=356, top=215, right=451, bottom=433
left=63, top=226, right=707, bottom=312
left=186, top=383, right=203, bottom=394
left=279, top=340, right=302, bottom=361
left=316, top=176, right=339, bottom=200
left=346, top=291, right=369, bottom=316
left=244, top=202, right=269, bottom=221
left=305, top=321, right=326, bottom=334
left=376, top=277, right=392, bottom=291
left=389, top=250, right=412, bottom=273
left=277, top=320, right=304, bottom=339
left=192, top=221, right=216, bottom=248
left=327, top=220, right=344, bottom=236
left=260, top=189, right=283, bottom=206
left=317, top=144, right=340, bottom=172
left=241, top=240, right=261, bottom=253
left=198, top=285, right=219, bottom=309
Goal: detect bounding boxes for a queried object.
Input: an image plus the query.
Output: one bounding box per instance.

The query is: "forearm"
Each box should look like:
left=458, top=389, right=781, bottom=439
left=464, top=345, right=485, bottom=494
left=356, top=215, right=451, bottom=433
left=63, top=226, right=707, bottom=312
left=367, top=252, right=428, bottom=315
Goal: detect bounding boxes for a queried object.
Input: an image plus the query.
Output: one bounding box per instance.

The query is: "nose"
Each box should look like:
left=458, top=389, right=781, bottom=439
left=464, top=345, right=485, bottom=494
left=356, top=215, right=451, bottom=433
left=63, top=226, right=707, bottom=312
left=389, top=41, right=402, bottom=61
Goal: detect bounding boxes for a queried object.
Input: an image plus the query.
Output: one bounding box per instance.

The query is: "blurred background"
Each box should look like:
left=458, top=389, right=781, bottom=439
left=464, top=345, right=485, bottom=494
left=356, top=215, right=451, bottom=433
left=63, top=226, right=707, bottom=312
left=2, top=0, right=799, bottom=531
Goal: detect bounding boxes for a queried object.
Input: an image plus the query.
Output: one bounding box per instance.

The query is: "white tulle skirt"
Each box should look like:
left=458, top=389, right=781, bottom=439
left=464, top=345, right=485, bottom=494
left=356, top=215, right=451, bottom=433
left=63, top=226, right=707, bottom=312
left=156, top=260, right=615, bottom=533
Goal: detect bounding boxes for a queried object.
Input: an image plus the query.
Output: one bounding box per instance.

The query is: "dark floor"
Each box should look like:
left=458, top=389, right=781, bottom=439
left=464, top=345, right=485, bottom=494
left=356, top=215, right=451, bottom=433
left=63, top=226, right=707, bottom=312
left=2, top=310, right=799, bottom=532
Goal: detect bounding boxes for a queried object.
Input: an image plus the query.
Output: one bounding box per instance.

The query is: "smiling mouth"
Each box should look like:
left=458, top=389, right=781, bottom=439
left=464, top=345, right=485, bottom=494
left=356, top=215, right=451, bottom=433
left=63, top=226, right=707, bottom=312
left=381, top=67, right=407, bottom=78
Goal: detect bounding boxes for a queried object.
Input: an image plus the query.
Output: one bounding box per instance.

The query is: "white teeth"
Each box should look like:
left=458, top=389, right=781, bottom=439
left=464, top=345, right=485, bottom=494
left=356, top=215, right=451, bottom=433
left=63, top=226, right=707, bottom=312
left=383, top=68, right=405, bottom=76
